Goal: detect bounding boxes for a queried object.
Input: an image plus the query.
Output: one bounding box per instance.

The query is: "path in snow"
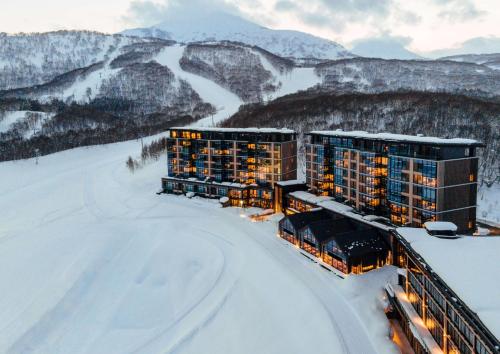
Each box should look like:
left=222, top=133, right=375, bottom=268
left=0, top=139, right=398, bottom=354
left=155, top=45, right=243, bottom=127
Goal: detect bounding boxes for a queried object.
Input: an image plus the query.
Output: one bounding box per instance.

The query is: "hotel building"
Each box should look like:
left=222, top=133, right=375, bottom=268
left=306, top=130, right=483, bottom=233
left=162, top=127, right=297, bottom=209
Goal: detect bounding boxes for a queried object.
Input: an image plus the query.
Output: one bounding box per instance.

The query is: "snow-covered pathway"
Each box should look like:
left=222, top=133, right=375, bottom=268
left=0, top=139, right=397, bottom=354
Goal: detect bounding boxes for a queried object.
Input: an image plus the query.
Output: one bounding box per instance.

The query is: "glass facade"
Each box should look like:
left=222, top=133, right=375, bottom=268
left=165, top=128, right=296, bottom=209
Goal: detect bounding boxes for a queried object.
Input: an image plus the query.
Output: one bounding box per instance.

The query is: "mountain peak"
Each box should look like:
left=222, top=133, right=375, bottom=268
left=121, top=11, right=353, bottom=60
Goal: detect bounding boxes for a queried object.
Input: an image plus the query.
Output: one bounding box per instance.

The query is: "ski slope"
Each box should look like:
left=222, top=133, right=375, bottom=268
left=155, top=46, right=243, bottom=127
left=0, top=138, right=398, bottom=354
left=256, top=52, right=322, bottom=101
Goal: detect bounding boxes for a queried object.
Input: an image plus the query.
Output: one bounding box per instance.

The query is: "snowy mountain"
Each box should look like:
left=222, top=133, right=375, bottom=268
left=350, top=37, right=423, bottom=60
left=439, top=53, right=500, bottom=70
left=0, top=31, right=149, bottom=90
left=121, top=11, right=353, bottom=60
left=315, top=57, right=500, bottom=96
left=2, top=29, right=500, bottom=168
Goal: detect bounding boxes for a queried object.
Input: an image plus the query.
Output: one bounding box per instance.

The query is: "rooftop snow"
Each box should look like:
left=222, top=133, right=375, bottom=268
left=309, top=130, right=481, bottom=146
left=396, top=227, right=500, bottom=339
left=170, top=127, right=295, bottom=134
left=288, top=191, right=394, bottom=231
left=276, top=180, right=306, bottom=186
left=423, top=221, right=458, bottom=232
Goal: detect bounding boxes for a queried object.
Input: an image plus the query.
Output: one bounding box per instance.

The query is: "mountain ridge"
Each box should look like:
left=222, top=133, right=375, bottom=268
left=121, top=11, right=353, bottom=60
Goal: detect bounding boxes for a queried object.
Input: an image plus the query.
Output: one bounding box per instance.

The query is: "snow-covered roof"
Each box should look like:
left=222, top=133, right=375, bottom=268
left=423, top=221, right=458, bottom=232
left=309, top=129, right=481, bottom=146
left=276, top=179, right=306, bottom=186
left=288, top=191, right=394, bottom=231
left=396, top=227, right=500, bottom=339
left=288, top=191, right=332, bottom=204
left=387, top=284, right=443, bottom=354
left=170, top=127, right=295, bottom=134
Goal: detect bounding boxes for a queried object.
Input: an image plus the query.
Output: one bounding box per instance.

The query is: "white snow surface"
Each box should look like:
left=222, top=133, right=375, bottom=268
left=396, top=227, right=500, bottom=339
left=0, top=110, right=54, bottom=137
left=155, top=45, right=243, bottom=127
left=0, top=111, right=27, bottom=133
left=60, top=65, right=120, bottom=103
left=256, top=52, right=321, bottom=101
left=310, top=129, right=480, bottom=145
left=169, top=126, right=294, bottom=133
left=423, top=221, right=458, bottom=232
left=122, top=11, right=352, bottom=60
left=477, top=183, right=500, bottom=225
left=0, top=138, right=398, bottom=354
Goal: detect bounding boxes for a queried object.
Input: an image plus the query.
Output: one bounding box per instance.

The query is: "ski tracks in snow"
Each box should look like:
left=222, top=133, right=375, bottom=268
left=129, top=229, right=242, bottom=354
left=242, top=221, right=379, bottom=354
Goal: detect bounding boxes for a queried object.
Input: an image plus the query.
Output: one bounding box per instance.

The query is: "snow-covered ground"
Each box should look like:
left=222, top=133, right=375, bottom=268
left=0, top=138, right=398, bottom=354
left=59, top=65, right=120, bottom=103
left=0, top=111, right=26, bottom=133
left=478, top=183, right=500, bottom=225
left=155, top=45, right=243, bottom=127
left=0, top=110, right=54, bottom=137
left=257, top=52, right=322, bottom=101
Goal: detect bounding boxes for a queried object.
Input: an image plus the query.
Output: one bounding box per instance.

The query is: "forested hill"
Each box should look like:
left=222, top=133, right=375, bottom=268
left=222, top=91, right=500, bottom=181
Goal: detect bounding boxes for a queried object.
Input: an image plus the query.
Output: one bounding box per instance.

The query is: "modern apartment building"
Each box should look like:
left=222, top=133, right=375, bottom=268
left=306, top=130, right=483, bottom=232
left=162, top=127, right=297, bottom=209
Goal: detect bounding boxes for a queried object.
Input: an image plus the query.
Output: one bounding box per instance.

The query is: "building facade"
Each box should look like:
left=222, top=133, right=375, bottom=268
left=306, top=131, right=483, bottom=232
left=279, top=210, right=389, bottom=274
left=163, top=127, right=297, bottom=209
left=386, top=228, right=499, bottom=354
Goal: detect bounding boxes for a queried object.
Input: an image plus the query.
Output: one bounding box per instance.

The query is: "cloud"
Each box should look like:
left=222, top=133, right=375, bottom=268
left=433, top=0, right=485, bottom=22
left=270, top=0, right=396, bottom=33
left=123, top=0, right=241, bottom=27
left=274, top=0, right=297, bottom=11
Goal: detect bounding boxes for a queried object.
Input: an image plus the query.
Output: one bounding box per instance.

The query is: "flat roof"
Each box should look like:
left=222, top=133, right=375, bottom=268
left=288, top=191, right=394, bottom=231
left=276, top=179, right=306, bottom=187
left=170, top=127, right=295, bottom=134
left=309, top=130, right=482, bottom=146
left=424, top=221, right=458, bottom=232
left=396, top=227, right=500, bottom=339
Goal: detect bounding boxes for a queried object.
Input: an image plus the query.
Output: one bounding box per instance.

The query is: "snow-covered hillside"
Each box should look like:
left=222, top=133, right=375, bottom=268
left=0, top=110, right=54, bottom=138
left=315, top=57, right=500, bottom=97
left=439, top=53, right=500, bottom=70
left=122, top=11, right=353, bottom=60
left=0, top=137, right=398, bottom=354
left=1, top=41, right=321, bottom=125
left=0, top=31, right=148, bottom=90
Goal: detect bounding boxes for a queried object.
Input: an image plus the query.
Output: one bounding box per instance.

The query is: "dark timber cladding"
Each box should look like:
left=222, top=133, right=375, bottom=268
left=279, top=210, right=390, bottom=274
left=163, top=127, right=297, bottom=209
left=305, top=130, right=484, bottom=233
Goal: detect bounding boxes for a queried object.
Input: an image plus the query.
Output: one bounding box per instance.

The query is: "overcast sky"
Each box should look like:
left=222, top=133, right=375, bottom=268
left=2, top=0, right=499, bottom=55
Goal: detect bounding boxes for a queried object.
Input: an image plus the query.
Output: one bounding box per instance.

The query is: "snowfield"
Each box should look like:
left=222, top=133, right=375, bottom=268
left=0, top=137, right=398, bottom=354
